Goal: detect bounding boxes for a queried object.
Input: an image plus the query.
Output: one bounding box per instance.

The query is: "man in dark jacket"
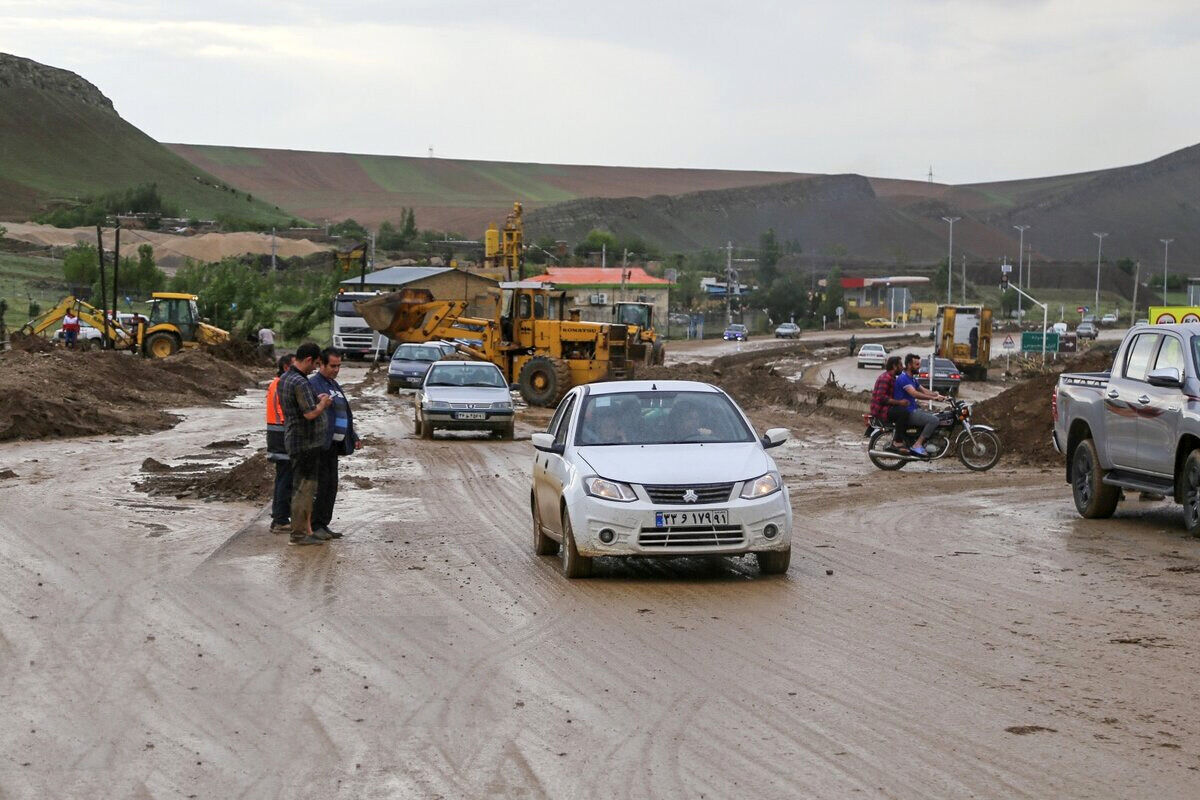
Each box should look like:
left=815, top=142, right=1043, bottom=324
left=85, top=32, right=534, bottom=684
left=309, top=348, right=361, bottom=539
left=278, top=342, right=332, bottom=546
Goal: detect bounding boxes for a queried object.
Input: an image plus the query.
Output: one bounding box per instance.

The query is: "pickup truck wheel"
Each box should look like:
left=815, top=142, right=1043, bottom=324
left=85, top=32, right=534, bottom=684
left=1072, top=439, right=1119, bottom=518
left=1180, top=451, right=1200, bottom=535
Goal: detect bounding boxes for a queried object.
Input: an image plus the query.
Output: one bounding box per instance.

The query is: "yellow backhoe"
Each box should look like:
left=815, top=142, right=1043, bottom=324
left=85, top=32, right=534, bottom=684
left=356, top=282, right=629, bottom=406
left=17, top=292, right=229, bottom=358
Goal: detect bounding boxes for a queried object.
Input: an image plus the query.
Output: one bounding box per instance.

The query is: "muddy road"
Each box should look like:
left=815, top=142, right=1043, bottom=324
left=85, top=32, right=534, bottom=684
left=2, top=368, right=1200, bottom=798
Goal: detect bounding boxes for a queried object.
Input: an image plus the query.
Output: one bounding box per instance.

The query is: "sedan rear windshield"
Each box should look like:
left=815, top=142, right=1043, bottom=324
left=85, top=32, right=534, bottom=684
left=425, top=365, right=507, bottom=387
left=393, top=345, right=441, bottom=362
left=575, top=391, right=753, bottom=446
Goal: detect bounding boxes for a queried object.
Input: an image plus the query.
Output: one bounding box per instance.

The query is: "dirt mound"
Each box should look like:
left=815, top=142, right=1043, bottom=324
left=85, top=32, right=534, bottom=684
left=135, top=451, right=273, bottom=502
left=8, top=332, right=55, bottom=353
left=0, top=348, right=266, bottom=442
left=973, top=346, right=1119, bottom=465
left=637, top=358, right=806, bottom=410
left=205, top=336, right=271, bottom=367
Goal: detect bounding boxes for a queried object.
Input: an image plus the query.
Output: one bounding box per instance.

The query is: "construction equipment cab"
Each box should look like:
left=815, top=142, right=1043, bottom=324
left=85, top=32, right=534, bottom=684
left=142, top=293, right=230, bottom=358
left=613, top=301, right=664, bottom=366
left=934, top=305, right=992, bottom=380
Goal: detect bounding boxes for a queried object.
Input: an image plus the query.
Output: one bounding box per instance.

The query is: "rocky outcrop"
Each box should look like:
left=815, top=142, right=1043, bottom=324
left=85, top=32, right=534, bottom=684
left=0, top=52, right=116, bottom=114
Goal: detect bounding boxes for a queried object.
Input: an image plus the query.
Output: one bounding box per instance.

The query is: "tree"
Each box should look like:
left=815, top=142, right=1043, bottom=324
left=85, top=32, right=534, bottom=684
left=573, top=229, right=619, bottom=259
left=63, top=243, right=100, bottom=289
left=820, top=267, right=845, bottom=320
left=758, top=229, right=782, bottom=286
left=134, top=244, right=166, bottom=295
left=759, top=276, right=809, bottom=324
left=329, top=218, right=368, bottom=239
left=932, top=258, right=949, bottom=299
left=1000, top=288, right=1018, bottom=317
left=401, top=208, right=417, bottom=244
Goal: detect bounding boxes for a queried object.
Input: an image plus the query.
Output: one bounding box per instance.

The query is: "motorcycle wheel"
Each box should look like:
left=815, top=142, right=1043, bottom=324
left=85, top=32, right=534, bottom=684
left=867, top=429, right=907, bottom=471
left=956, top=429, right=1001, bottom=471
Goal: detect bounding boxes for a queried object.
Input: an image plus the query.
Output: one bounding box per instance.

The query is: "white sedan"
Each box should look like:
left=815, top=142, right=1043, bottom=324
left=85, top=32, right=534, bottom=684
left=529, top=380, right=793, bottom=578
left=856, top=343, right=888, bottom=369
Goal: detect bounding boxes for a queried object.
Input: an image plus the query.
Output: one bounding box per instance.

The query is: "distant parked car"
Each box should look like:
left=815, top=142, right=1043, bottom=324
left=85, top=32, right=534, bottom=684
left=856, top=343, right=888, bottom=369
left=388, top=342, right=445, bottom=393
left=1047, top=322, right=1069, bottom=335
left=1081, top=315, right=1096, bottom=324
left=917, top=356, right=962, bottom=396
left=774, top=322, right=800, bottom=339
left=723, top=324, right=749, bottom=342
left=1135, top=318, right=1149, bottom=326
left=865, top=317, right=897, bottom=328
left=1076, top=322, right=1099, bottom=340
left=1101, top=313, right=1118, bottom=325
left=668, top=313, right=691, bottom=327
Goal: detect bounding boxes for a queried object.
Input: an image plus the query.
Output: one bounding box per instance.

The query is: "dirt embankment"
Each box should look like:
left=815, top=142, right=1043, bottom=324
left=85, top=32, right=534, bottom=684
left=0, top=348, right=267, bottom=441
left=973, top=346, right=1118, bottom=465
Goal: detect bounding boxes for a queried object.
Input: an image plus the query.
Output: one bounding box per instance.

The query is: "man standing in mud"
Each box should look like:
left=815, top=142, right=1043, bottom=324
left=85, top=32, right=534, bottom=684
left=309, top=348, right=360, bottom=540
left=266, top=354, right=294, bottom=534
left=278, top=342, right=332, bottom=546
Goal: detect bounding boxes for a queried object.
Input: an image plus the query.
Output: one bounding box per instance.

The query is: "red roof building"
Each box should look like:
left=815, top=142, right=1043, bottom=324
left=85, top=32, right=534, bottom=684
left=525, top=266, right=670, bottom=288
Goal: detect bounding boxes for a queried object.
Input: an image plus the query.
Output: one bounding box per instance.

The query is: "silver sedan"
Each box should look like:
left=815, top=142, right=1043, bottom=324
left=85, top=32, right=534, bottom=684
left=415, top=361, right=516, bottom=440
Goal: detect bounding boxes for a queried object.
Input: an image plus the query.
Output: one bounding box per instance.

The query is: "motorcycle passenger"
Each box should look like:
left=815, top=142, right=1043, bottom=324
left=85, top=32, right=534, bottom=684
left=870, top=355, right=910, bottom=451
left=894, top=353, right=948, bottom=458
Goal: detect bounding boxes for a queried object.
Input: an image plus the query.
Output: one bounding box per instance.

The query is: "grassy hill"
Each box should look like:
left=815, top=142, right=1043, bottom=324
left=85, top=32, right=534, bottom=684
left=166, top=143, right=807, bottom=234
left=0, top=53, right=295, bottom=226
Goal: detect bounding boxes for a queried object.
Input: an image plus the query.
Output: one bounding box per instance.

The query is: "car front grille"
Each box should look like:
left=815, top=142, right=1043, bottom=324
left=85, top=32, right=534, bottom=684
left=644, top=483, right=733, bottom=505
left=638, top=525, right=745, bottom=548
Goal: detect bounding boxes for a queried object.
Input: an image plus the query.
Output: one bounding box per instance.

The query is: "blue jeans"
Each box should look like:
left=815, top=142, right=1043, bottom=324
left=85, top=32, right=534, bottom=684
left=271, top=458, right=293, bottom=526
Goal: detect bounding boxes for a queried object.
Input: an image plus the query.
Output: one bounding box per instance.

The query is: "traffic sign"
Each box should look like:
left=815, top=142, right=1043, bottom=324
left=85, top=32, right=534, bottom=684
left=1076, top=306, right=1085, bottom=313
left=1002, top=335, right=1016, bottom=350
left=1022, top=331, right=1059, bottom=352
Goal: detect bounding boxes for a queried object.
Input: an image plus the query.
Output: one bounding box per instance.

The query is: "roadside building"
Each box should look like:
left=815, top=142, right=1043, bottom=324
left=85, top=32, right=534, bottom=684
left=525, top=266, right=671, bottom=329
left=339, top=266, right=498, bottom=316
left=833, top=275, right=930, bottom=320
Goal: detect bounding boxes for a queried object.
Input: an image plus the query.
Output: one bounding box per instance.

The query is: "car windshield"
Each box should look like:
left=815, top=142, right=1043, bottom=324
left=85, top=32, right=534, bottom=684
left=575, top=390, right=754, bottom=446
left=334, top=299, right=362, bottom=317
left=616, top=305, right=651, bottom=328
left=425, top=364, right=506, bottom=387
left=393, top=345, right=441, bottom=362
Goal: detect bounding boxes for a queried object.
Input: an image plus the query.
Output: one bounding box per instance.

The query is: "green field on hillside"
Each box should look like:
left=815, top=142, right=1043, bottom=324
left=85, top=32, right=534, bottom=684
left=0, top=87, right=297, bottom=226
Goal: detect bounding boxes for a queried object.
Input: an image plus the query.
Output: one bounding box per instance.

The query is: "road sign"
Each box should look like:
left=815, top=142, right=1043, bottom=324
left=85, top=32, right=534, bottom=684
left=835, top=306, right=844, bottom=317
left=1022, top=331, right=1059, bottom=352
left=1002, top=334, right=1016, bottom=350
left=1076, top=306, right=1085, bottom=313
left=1001, top=263, right=1012, bottom=274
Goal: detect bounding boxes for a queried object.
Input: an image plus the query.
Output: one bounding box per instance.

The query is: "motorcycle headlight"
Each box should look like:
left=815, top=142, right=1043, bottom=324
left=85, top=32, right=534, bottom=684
left=584, top=476, right=637, bottom=502
left=426, top=399, right=450, bottom=410
left=740, top=472, right=781, bottom=500
left=492, top=400, right=514, bottom=410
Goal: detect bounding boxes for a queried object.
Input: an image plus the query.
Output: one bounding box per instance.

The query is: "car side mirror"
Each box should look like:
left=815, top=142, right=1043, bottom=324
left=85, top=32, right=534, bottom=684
left=1147, top=367, right=1183, bottom=388
left=761, top=427, right=789, bottom=449
left=531, top=432, right=563, bottom=454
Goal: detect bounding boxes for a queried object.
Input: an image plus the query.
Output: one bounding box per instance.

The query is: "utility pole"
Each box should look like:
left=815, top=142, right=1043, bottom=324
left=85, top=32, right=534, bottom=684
left=1160, top=238, right=1173, bottom=303
left=1013, top=225, right=1029, bottom=322
left=725, top=241, right=734, bottom=325
left=112, top=220, right=121, bottom=330
left=369, top=231, right=376, bottom=270
left=601, top=243, right=606, bottom=269
left=95, top=225, right=108, bottom=349
left=1093, top=232, right=1108, bottom=315
left=270, top=227, right=277, bottom=271
left=961, top=254, right=967, bottom=304
left=1026, top=243, right=1033, bottom=289
left=942, top=216, right=960, bottom=304
left=1132, top=261, right=1140, bottom=322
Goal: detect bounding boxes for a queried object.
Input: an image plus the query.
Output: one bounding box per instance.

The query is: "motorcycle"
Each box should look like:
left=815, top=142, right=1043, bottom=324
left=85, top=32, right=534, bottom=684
left=863, top=397, right=1001, bottom=471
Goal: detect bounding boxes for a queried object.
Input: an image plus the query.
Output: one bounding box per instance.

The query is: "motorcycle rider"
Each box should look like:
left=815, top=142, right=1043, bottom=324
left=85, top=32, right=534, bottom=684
left=894, top=353, right=948, bottom=457
left=869, top=355, right=910, bottom=451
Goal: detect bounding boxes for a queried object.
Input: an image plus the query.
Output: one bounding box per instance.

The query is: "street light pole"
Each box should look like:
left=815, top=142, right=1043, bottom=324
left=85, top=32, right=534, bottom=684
left=942, top=216, right=960, bottom=305
left=1160, top=238, right=1174, bottom=304
left=1092, top=232, right=1108, bottom=315
left=1013, top=225, right=1029, bottom=323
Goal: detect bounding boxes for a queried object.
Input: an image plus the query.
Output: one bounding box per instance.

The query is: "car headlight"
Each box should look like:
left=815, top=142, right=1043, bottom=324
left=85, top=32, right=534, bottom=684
left=740, top=472, right=781, bottom=499
left=426, top=400, right=450, bottom=410
left=492, top=400, right=514, bottom=410
left=584, top=476, right=637, bottom=502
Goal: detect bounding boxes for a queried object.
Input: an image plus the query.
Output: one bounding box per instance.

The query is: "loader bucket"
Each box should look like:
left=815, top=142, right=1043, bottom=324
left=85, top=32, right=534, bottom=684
left=354, top=288, right=435, bottom=338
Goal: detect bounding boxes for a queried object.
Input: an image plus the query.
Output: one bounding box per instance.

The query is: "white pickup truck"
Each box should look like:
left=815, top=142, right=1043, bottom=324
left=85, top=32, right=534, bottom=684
left=1053, top=323, right=1200, bottom=532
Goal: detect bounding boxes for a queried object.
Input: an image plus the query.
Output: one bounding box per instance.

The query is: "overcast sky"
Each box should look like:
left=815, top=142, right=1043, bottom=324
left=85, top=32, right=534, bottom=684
left=2, top=0, right=1199, bottom=184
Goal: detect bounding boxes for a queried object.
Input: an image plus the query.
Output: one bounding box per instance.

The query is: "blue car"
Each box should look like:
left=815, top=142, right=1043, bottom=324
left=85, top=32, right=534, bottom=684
left=723, top=323, right=749, bottom=341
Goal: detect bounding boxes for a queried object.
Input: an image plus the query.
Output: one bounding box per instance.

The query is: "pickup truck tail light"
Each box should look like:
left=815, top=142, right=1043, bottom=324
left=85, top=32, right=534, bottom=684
left=1051, top=385, right=1058, bottom=422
